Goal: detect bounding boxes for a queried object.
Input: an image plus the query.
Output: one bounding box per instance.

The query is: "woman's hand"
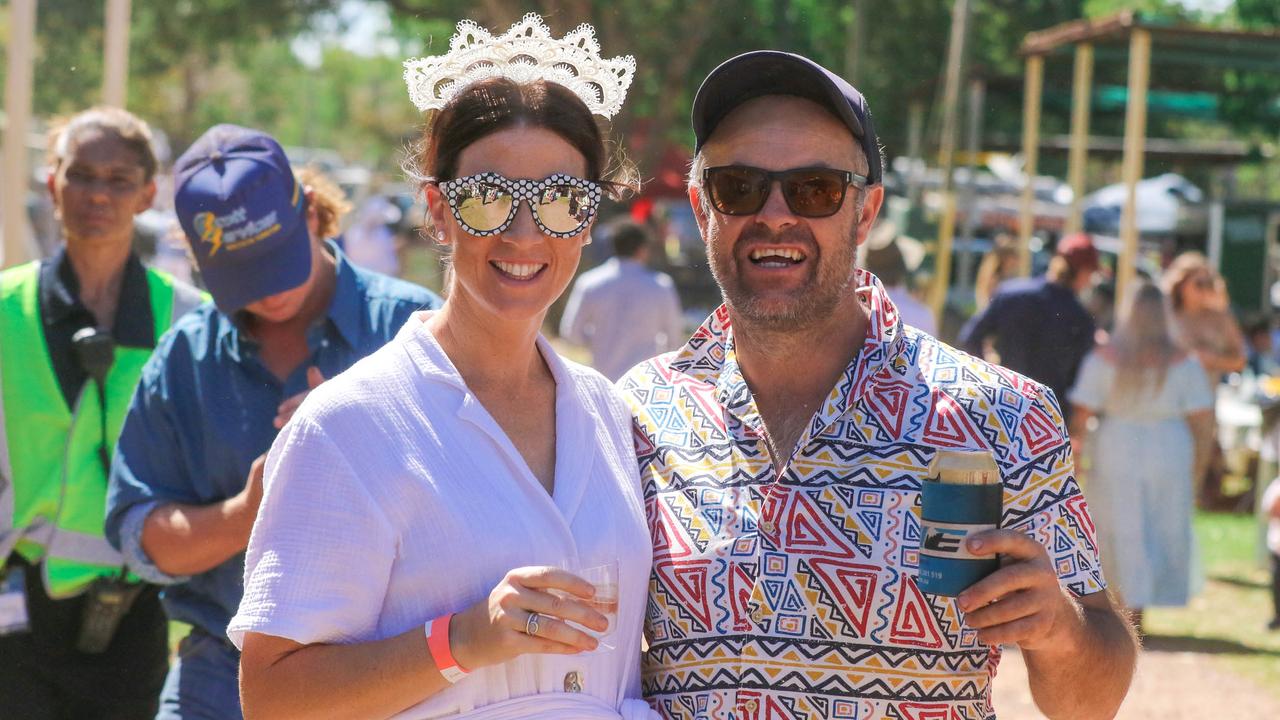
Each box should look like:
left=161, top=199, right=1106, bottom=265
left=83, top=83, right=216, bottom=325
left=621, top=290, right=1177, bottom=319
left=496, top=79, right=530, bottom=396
left=450, top=566, right=609, bottom=671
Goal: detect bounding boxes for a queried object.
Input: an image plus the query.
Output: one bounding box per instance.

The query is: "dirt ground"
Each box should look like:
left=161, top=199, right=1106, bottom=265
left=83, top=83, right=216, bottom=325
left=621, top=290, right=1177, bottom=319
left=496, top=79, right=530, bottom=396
left=992, top=640, right=1280, bottom=719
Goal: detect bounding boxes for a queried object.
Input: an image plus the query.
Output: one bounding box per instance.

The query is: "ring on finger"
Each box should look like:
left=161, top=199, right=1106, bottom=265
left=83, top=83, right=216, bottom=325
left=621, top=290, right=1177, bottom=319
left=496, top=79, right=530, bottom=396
left=525, top=611, right=542, bottom=636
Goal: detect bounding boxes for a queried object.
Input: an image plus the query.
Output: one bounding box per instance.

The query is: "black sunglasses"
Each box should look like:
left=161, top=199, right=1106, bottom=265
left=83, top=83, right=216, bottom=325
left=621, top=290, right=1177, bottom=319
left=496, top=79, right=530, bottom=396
left=702, top=165, right=867, bottom=218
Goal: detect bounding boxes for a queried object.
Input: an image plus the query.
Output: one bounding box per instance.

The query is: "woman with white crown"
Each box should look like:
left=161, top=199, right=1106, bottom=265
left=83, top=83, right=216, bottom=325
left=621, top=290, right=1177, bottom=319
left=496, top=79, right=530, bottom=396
left=230, top=15, right=657, bottom=720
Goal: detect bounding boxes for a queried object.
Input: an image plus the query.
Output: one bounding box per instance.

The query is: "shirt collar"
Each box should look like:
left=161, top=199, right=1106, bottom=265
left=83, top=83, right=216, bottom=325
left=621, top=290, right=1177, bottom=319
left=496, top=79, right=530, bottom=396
left=684, top=268, right=908, bottom=442
left=217, top=240, right=360, bottom=360
left=41, top=245, right=156, bottom=348
left=325, top=243, right=364, bottom=350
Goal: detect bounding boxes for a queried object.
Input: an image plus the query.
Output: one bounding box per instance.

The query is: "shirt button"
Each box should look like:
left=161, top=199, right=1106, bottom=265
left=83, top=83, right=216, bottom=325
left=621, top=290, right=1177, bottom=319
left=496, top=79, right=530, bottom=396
left=745, top=699, right=760, bottom=712
left=563, top=671, right=583, bottom=693
left=750, top=608, right=764, bottom=624
left=760, top=519, right=776, bottom=535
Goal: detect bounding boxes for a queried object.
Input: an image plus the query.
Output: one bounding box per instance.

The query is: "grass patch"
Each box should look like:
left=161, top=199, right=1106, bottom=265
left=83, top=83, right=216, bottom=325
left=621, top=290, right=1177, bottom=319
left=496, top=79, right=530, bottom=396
left=1143, top=512, right=1280, bottom=697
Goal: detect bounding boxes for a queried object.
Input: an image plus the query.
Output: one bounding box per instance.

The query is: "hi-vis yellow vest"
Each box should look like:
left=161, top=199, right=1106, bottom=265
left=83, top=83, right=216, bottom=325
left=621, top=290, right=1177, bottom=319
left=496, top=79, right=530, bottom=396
left=0, top=260, right=204, bottom=597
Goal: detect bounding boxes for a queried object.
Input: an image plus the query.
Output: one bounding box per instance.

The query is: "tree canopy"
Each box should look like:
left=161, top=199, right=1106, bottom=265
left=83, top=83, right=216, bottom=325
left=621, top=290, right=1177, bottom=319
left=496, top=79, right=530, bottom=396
left=4, top=0, right=1274, bottom=197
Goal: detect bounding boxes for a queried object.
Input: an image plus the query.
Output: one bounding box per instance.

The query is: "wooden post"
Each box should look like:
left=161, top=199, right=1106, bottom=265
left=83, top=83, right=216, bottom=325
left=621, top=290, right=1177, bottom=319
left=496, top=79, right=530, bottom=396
left=905, top=101, right=925, bottom=209
left=1066, top=43, right=1094, bottom=234
left=2, top=0, right=38, bottom=268
left=1017, top=54, right=1044, bottom=278
left=930, top=0, right=970, bottom=324
left=103, top=0, right=133, bottom=107
left=956, top=78, right=987, bottom=296
left=1118, top=29, right=1152, bottom=301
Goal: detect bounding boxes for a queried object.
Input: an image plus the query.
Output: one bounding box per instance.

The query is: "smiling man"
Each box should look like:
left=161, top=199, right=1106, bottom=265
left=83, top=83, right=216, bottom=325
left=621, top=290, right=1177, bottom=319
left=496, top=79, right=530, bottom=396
left=103, top=125, right=440, bottom=719
left=619, top=52, right=1137, bottom=720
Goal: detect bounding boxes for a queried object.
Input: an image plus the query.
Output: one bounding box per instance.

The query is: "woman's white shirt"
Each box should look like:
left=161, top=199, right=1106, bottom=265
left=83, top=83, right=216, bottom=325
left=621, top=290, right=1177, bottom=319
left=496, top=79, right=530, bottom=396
left=228, top=316, right=655, bottom=720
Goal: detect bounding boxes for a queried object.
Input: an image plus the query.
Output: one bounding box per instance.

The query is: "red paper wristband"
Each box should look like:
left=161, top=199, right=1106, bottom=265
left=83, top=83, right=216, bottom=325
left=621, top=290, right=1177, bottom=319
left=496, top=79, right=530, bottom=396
left=424, top=613, right=469, bottom=683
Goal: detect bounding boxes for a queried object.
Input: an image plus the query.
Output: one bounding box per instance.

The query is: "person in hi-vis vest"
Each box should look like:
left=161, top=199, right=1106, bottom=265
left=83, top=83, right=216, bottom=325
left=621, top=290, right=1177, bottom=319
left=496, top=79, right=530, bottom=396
left=0, top=107, right=205, bottom=718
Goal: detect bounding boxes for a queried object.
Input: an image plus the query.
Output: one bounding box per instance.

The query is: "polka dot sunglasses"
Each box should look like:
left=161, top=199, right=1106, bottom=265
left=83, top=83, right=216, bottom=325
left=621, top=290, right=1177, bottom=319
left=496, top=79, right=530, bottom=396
left=436, top=173, right=603, bottom=239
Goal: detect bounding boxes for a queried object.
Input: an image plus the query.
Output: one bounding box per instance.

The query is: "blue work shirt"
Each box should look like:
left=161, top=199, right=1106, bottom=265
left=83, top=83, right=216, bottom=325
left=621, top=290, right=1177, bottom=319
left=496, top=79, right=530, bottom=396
left=104, top=243, right=441, bottom=642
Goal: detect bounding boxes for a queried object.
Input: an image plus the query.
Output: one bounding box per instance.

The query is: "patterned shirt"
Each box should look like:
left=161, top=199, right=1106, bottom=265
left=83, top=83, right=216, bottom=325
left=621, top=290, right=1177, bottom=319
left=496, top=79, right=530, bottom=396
left=619, top=269, right=1105, bottom=720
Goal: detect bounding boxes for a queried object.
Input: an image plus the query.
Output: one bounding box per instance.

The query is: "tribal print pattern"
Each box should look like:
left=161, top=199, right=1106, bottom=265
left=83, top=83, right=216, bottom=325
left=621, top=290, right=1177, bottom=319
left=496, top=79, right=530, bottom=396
left=619, top=269, right=1105, bottom=720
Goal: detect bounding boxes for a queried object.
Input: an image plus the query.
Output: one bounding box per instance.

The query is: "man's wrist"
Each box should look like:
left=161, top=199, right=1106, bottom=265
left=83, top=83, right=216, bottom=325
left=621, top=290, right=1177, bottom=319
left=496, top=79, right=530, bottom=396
left=1022, top=591, right=1088, bottom=657
left=221, top=491, right=257, bottom=542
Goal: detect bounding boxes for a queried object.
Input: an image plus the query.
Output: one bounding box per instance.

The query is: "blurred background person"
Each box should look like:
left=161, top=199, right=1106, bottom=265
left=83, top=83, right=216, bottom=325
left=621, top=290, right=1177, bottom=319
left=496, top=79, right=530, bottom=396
left=0, top=107, right=203, bottom=718
left=1262, top=475, right=1280, bottom=631
left=1163, top=252, right=1246, bottom=382
left=863, top=220, right=935, bottom=335
left=959, top=232, right=1098, bottom=417
left=104, top=125, right=440, bottom=720
left=1163, top=251, right=1246, bottom=508
left=973, top=231, right=1020, bottom=311
left=343, top=192, right=404, bottom=278
left=560, top=220, right=685, bottom=380
left=1069, top=281, right=1215, bottom=633
left=1244, top=315, right=1277, bottom=378
left=1083, top=278, right=1118, bottom=345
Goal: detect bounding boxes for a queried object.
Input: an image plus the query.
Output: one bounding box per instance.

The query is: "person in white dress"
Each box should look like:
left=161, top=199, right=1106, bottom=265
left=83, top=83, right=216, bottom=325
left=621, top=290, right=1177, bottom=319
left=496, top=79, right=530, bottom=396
left=1069, top=281, right=1216, bottom=631
left=230, top=16, right=659, bottom=720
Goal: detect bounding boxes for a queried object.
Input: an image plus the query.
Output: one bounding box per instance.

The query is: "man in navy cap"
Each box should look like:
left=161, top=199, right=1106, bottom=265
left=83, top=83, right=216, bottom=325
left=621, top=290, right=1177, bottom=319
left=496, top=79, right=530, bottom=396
left=104, top=125, right=441, bottom=719
left=619, top=53, right=1136, bottom=719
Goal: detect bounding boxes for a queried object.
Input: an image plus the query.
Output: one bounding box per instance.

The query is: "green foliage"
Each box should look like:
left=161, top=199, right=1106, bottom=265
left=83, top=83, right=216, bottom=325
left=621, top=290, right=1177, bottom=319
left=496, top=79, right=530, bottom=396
left=9, top=0, right=1277, bottom=189
left=25, top=0, right=341, bottom=149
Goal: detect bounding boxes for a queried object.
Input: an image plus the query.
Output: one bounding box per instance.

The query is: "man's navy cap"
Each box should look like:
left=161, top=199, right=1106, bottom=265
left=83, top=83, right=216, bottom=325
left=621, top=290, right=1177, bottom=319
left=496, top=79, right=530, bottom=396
left=692, top=51, right=882, bottom=185
left=174, top=124, right=310, bottom=314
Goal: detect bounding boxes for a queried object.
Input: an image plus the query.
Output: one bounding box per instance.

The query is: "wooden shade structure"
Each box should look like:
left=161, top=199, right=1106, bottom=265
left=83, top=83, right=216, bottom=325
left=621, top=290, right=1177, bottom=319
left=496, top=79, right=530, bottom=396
left=1017, top=11, right=1280, bottom=300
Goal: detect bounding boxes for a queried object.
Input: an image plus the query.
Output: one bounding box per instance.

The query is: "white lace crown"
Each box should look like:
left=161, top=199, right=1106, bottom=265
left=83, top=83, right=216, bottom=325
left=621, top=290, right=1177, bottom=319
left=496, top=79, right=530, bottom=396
left=403, top=14, right=635, bottom=119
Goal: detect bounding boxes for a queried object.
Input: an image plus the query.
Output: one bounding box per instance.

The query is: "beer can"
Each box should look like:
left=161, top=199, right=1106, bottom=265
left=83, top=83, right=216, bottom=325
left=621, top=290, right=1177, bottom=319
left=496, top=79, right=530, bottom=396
left=917, top=449, right=1003, bottom=597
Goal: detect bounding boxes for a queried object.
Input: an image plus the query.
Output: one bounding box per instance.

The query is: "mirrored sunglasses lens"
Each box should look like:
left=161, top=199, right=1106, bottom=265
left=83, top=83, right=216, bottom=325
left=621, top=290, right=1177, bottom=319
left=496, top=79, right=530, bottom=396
left=455, top=182, right=514, bottom=233
left=783, top=171, right=846, bottom=216
left=535, top=185, right=595, bottom=234
left=709, top=168, right=768, bottom=214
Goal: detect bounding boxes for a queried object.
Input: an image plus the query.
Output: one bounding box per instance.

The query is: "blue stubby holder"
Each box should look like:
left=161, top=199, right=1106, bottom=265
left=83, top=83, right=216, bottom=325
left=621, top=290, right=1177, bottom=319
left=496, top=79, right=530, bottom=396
left=917, top=479, right=1003, bottom=597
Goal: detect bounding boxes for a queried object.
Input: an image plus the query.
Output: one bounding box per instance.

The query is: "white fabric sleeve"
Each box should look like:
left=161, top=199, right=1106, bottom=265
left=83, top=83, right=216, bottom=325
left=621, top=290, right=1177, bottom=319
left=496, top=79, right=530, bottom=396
left=1178, top=355, right=1215, bottom=414
left=1067, top=351, right=1108, bottom=411
left=228, top=415, right=396, bottom=649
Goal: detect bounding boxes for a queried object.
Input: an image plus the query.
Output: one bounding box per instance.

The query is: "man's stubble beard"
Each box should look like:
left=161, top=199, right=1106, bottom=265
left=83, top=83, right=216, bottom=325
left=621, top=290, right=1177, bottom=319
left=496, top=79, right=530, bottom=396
left=706, top=219, right=861, bottom=335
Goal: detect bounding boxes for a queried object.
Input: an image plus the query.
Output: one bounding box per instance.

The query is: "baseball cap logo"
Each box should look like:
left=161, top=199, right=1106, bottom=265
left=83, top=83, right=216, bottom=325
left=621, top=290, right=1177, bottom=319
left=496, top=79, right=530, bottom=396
left=193, top=211, right=225, bottom=257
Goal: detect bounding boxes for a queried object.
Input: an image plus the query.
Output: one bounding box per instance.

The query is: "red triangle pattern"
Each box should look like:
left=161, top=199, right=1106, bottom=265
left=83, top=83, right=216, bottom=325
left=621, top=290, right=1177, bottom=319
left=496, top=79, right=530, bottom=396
left=782, top=491, right=860, bottom=558
left=868, top=377, right=913, bottom=439
left=684, top=381, right=730, bottom=434
left=736, top=692, right=801, bottom=720
left=890, top=578, right=944, bottom=649
left=989, top=363, right=1041, bottom=400
left=898, top=702, right=959, bottom=720
left=652, top=500, right=694, bottom=562
left=728, top=560, right=756, bottom=632
left=655, top=559, right=714, bottom=630
left=1065, top=493, right=1097, bottom=549
left=633, top=423, right=656, bottom=457
left=1018, top=402, right=1063, bottom=455
left=807, top=558, right=880, bottom=637
left=921, top=388, right=985, bottom=448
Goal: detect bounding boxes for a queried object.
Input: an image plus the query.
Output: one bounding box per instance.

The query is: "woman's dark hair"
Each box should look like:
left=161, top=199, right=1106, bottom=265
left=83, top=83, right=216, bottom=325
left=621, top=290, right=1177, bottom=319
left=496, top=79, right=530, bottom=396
left=47, top=106, right=158, bottom=182
left=409, top=76, right=636, bottom=193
